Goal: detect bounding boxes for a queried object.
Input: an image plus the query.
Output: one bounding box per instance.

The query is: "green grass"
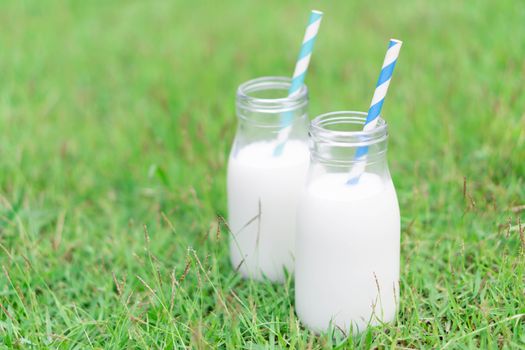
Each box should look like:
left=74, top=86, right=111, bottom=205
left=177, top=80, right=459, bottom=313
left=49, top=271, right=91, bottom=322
left=1, top=0, right=524, bottom=348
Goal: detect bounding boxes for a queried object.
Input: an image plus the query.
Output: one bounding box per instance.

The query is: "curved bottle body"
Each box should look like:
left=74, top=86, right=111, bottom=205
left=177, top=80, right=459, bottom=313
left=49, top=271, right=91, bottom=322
left=228, top=77, right=309, bottom=282
left=295, top=111, right=400, bottom=333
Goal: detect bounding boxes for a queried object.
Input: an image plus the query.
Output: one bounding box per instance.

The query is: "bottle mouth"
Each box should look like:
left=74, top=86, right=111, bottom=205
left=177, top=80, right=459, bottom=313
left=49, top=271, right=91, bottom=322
left=236, top=76, right=308, bottom=114
left=310, top=111, right=388, bottom=146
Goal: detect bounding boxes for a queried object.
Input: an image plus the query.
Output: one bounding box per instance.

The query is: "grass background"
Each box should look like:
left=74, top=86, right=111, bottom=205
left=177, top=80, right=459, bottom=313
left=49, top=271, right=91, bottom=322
left=1, top=0, right=524, bottom=348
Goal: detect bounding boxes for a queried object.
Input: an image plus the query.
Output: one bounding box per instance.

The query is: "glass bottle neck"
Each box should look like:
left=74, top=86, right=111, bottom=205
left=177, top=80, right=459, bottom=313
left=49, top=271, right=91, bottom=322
left=236, top=76, right=308, bottom=127
left=308, top=111, right=389, bottom=175
left=233, top=76, right=309, bottom=149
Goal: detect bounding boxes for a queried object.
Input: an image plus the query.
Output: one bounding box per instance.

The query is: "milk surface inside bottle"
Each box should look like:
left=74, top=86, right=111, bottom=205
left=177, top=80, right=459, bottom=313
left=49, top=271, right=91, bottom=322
left=295, top=111, right=400, bottom=334
left=227, top=76, right=309, bottom=282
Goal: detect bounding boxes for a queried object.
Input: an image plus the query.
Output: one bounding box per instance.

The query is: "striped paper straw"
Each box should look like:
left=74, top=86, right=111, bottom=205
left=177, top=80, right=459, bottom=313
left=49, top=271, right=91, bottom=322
left=273, top=10, right=323, bottom=156
left=347, top=39, right=403, bottom=184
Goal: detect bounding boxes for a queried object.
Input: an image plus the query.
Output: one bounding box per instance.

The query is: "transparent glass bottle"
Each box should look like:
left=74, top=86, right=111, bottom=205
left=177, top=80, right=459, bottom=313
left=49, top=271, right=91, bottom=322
left=228, top=76, right=309, bottom=282
left=295, top=111, right=400, bottom=333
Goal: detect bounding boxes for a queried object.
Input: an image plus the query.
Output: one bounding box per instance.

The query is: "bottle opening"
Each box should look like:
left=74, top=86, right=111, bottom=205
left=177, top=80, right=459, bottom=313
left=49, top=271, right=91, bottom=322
left=310, top=111, right=388, bottom=146
left=236, top=76, right=308, bottom=114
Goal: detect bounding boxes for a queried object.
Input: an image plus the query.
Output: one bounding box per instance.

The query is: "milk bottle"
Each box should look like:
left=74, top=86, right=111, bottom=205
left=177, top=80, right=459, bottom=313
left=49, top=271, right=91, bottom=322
left=228, top=77, right=309, bottom=282
left=295, top=111, right=400, bottom=333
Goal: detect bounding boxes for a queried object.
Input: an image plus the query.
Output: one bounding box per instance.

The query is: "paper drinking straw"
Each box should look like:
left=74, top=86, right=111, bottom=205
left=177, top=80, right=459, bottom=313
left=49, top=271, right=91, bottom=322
left=273, top=10, right=323, bottom=156
left=347, top=39, right=403, bottom=184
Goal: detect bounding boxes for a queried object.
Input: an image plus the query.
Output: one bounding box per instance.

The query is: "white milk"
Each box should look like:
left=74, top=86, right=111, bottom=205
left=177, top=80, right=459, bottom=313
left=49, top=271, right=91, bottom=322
left=295, top=172, right=400, bottom=333
left=228, top=140, right=310, bottom=282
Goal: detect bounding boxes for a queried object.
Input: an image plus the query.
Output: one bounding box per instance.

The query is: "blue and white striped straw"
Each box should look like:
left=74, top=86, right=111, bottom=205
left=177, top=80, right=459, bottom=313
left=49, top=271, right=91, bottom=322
left=288, top=10, right=323, bottom=96
left=348, top=39, right=403, bottom=184
left=273, top=10, right=323, bottom=156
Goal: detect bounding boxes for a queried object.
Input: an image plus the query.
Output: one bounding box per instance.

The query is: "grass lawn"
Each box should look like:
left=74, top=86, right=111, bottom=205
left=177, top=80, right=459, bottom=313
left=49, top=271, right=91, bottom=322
left=1, top=0, right=524, bottom=348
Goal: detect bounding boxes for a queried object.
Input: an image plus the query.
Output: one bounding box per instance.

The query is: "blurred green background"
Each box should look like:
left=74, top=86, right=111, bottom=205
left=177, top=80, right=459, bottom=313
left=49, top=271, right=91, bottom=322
left=0, top=0, right=524, bottom=348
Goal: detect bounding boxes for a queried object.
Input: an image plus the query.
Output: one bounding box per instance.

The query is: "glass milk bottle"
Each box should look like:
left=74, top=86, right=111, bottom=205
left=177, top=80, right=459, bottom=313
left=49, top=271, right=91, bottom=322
left=228, top=76, right=309, bottom=282
left=295, top=111, right=400, bottom=333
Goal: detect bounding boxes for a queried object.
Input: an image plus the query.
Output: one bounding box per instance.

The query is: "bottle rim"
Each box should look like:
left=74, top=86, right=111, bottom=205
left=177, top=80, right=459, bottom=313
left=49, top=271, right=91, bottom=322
left=236, top=76, right=308, bottom=114
left=310, top=111, right=388, bottom=146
